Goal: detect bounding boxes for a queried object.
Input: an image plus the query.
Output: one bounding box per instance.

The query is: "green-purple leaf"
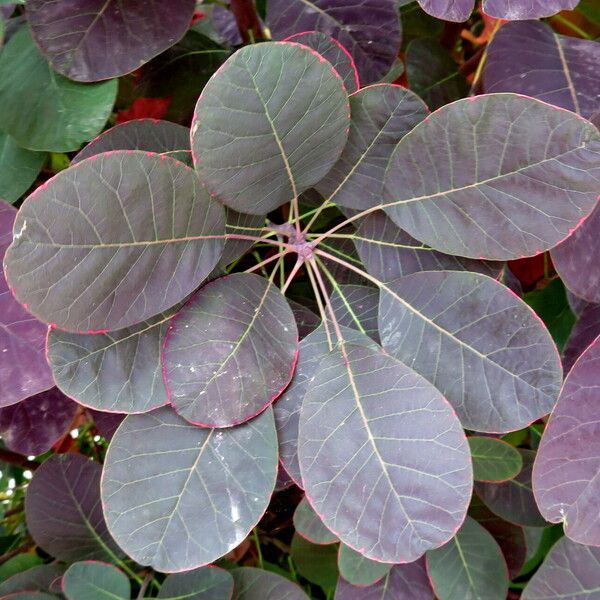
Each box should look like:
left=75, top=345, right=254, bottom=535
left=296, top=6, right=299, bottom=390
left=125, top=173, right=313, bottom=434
left=4, top=151, right=225, bottom=332
left=191, top=42, right=349, bottom=215
left=101, top=406, right=278, bottom=572
left=293, top=496, right=339, bottom=545
left=468, top=437, right=523, bottom=482
left=562, top=303, right=600, bottom=373
left=63, top=562, right=129, bottom=600
left=231, top=567, right=309, bottom=600
left=384, top=94, right=600, bottom=260
left=158, top=566, right=234, bottom=600
left=329, top=284, right=380, bottom=343
left=338, top=544, right=392, bottom=586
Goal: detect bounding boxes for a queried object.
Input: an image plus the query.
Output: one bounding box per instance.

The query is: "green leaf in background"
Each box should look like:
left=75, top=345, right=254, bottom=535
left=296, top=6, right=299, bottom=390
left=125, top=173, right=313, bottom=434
left=290, top=534, right=339, bottom=590
left=63, top=562, right=130, bottom=600
left=0, top=555, right=43, bottom=583
left=337, top=544, right=392, bottom=586
left=577, top=0, right=600, bottom=25
left=0, top=27, right=117, bottom=152
left=0, top=132, right=46, bottom=203
left=400, top=1, right=444, bottom=50
left=524, top=278, right=576, bottom=352
left=468, top=437, right=523, bottom=482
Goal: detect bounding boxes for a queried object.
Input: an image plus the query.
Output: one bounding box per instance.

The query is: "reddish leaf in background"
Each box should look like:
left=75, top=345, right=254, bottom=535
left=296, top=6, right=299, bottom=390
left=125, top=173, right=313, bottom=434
left=507, top=254, right=551, bottom=292
left=116, top=97, right=173, bottom=123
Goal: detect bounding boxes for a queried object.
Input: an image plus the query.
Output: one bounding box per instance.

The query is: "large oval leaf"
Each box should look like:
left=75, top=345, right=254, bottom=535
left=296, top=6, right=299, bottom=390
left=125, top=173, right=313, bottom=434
left=416, top=0, right=474, bottom=22
left=426, top=517, right=509, bottom=600
left=25, top=454, right=122, bottom=562
left=0, top=132, right=46, bottom=203
left=316, top=84, right=428, bottom=210
left=298, top=342, right=472, bottom=563
left=62, top=562, right=130, bottom=600
left=533, top=335, right=600, bottom=545
left=338, top=544, right=391, bottom=586
left=0, top=201, right=53, bottom=407
left=522, top=537, right=600, bottom=600
left=267, top=0, right=401, bottom=85
left=231, top=567, right=309, bottom=600
left=483, top=0, right=578, bottom=19
left=47, top=308, right=177, bottom=414
left=468, top=437, right=523, bottom=482
left=27, top=0, right=195, bottom=82
left=101, top=406, right=278, bottom=572
left=4, top=151, right=225, bottom=332
left=191, top=42, right=349, bottom=215
left=0, top=27, right=117, bottom=152
left=293, top=496, right=339, bottom=545
left=158, top=566, right=234, bottom=600
left=383, top=94, right=600, bottom=261
left=163, top=273, right=298, bottom=427
left=334, top=560, right=433, bottom=600
left=484, top=21, right=600, bottom=120
left=379, top=270, right=562, bottom=433
left=353, top=212, right=502, bottom=282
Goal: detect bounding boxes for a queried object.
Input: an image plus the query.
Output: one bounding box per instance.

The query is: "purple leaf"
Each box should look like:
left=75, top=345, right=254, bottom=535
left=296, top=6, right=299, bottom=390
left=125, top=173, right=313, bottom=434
left=483, top=0, right=579, bottom=19
left=329, top=284, right=380, bottom=343
left=4, top=151, right=225, bottom=332
left=379, top=271, right=562, bottom=433
left=293, top=496, right=339, bottom=545
left=288, top=300, right=320, bottom=340
left=191, top=42, right=350, bottom=215
left=0, top=388, right=77, bottom=455
left=484, top=21, right=600, bottom=120
left=72, top=119, right=193, bottom=166
left=219, top=209, right=265, bottom=268
left=562, top=303, right=600, bottom=373
left=267, top=0, right=401, bottom=85
left=316, top=84, right=428, bottom=210
left=274, top=325, right=378, bottom=486
left=47, top=308, right=177, bottom=414
left=231, top=567, right=309, bottom=600
left=212, top=5, right=243, bottom=47
left=384, top=94, right=600, bottom=261
left=62, top=561, right=130, bottom=600
left=25, top=454, right=122, bottom=562
left=284, top=31, right=360, bottom=93
left=298, top=341, right=472, bottom=563
left=337, top=544, right=391, bottom=586
left=533, top=335, right=600, bottom=545
left=522, top=537, right=600, bottom=600
left=416, top=0, right=474, bottom=22
left=567, top=290, right=597, bottom=317
left=468, top=436, right=523, bottom=482
left=163, top=273, right=298, bottom=428
left=476, top=449, right=547, bottom=527
left=88, top=410, right=124, bottom=441
left=158, top=566, right=234, bottom=600
left=27, top=0, right=195, bottom=82
left=353, top=212, right=503, bottom=282
left=334, top=559, right=433, bottom=600
left=275, top=463, right=295, bottom=492
left=101, top=406, right=278, bottom=572
left=0, top=201, right=53, bottom=408
left=426, top=517, right=509, bottom=600
left=0, top=565, right=65, bottom=596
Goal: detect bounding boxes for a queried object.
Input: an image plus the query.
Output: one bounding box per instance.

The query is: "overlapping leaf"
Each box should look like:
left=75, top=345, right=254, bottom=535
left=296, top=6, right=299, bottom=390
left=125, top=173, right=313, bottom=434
left=25, top=454, right=122, bottom=562
left=0, top=565, right=65, bottom=596
left=219, top=210, right=266, bottom=268
left=47, top=308, right=177, bottom=414
left=163, top=273, right=297, bottom=427
left=0, top=132, right=46, bottom=203
left=329, top=284, right=380, bottom=342
left=0, top=201, right=54, bottom=407
left=416, top=0, right=474, bottom=22
left=0, top=27, right=117, bottom=151
left=231, top=567, right=309, bottom=600
left=62, top=562, right=130, bottom=600
left=293, top=497, right=339, bottom=545
left=27, top=0, right=195, bottom=82
left=563, top=303, right=600, bottom=373
left=484, top=21, right=600, bottom=120
left=191, top=42, right=350, bottom=215
left=533, top=335, right=600, bottom=545
left=379, top=271, right=562, bottom=433
left=384, top=94, right=600, bottom=260
left=4, top=151, right=225, bottom=332
left=468, top=437, right=523, bottom=482
left=158, top=567, right=234, bottom=600
left=101, top=406, right=278, bottom=572
left=267, top=0, right=401, bottom=84
left=353, top=212, right=502, bottom=282
left=338, top=544, right=391, bottom=586
left=90, top=410, right=124, bottom=441
left=426, top=517, right=509, bottom=600
left=0, top=388, right=77, bottom=455
left=284, top=31, right=360, bottom=93
left=298, top=341, right=472, bottom=563
left=316, top=84, right=428, bottom=210
left=291, top=534, right=339, bottom=589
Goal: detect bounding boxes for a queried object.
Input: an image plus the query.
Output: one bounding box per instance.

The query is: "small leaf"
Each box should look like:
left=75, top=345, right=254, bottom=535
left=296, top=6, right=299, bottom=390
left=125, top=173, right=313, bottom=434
left=426, top=517, right=509, bottom=600
left=101, top=406, right=278, bottom=572
left=191, top=42, right=350, bottom=215
left=63, top=562, right=129, bottom=600
left=290, top=534, right=339, bottom=589
left=4, top=151, right=225, bottom=332
left=338, top=544, right=391, bottom=586
left=231, top=567, right=309, bottom=600
left=384, top=94, right=600, bottom=260
left=158, top=566, right=234, bottom=600
left=163, top=273, right=298, bottom=427
left=468, top=437, right=523, bottom=482
left=0, top=132, right=46, bottom=203
left=293, top=497, right=339, bottom=545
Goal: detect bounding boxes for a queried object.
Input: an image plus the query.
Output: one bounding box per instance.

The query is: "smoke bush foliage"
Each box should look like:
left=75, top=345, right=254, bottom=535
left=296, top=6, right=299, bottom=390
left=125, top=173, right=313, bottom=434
left=0, top=1, right=599, bottom=598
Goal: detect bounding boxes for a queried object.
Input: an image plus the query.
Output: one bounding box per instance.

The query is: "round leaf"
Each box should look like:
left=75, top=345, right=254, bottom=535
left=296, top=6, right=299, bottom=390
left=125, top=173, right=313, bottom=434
left=338, top=544, right=392, bottom=586
left=468, top=437, right=523, bottom=482
left=231, top=567, right=309, bottom=600
left=4, top=151, right=225, bottom=332
left=384, top=94, right=600, bottom=261
left=0, top=201, right=54, bottom=407
left=63, top=562, right=130, bottom=600
left=0, top=27, right=116, bottom=151
left=290, top=534, right=339, bottom=589
left=27, top=0, right=195, bottom=82
left=293, top=496, right=339, bottom=545
left=0, top=132, right=46, bottom=203
left=379, top=271, right=562, bottom=433
left=101, top=406, right=278, bottom=572
left=163, top=273, right=298, bottom=427
left=191, top=42, right=350, bottom=215
left=298, top=342, right=472, bottom=563
left=426, top=517, right=509, bottom=600
left=316, top=84, right=428, bottom=210
left=533, top=335, right=600, bottom=545
left=25, top=454, right=122, bottom=562
left=158, top=566, right=234, bottom=600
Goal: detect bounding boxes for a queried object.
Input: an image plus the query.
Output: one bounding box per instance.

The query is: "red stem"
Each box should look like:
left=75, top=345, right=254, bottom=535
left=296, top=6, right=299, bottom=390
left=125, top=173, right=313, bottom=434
left=230, top=0, right=265, bottom=43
